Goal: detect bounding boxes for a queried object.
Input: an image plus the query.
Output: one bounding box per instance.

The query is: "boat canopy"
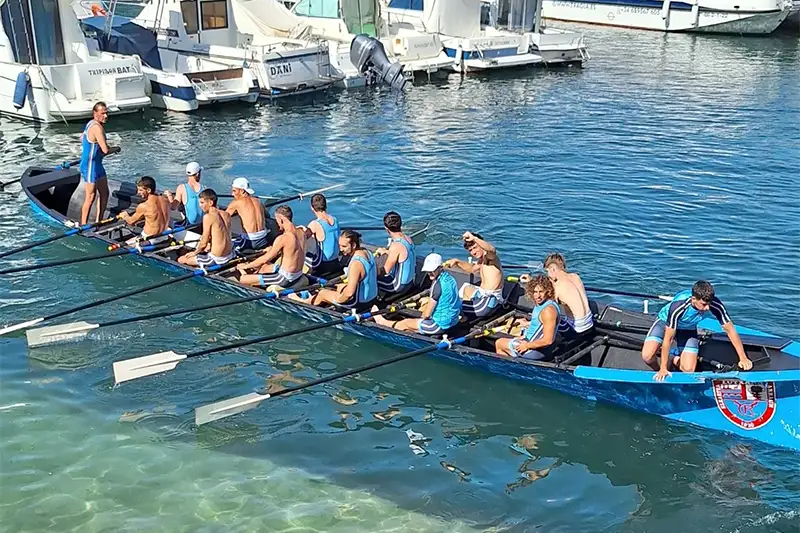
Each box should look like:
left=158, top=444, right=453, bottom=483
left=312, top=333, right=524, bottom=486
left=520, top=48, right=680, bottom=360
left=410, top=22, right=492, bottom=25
left=79, top=15, right=162, bottom=69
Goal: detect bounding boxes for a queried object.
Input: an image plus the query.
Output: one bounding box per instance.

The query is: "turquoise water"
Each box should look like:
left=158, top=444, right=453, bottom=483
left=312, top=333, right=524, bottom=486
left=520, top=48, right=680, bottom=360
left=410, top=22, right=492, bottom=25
left=1, top=25, right=799, bottom=532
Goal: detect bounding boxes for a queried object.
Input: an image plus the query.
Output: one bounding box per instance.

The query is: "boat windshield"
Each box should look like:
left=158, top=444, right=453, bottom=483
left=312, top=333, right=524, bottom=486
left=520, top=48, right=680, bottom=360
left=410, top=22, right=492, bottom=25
left=341, top=0, right=376, bottom=36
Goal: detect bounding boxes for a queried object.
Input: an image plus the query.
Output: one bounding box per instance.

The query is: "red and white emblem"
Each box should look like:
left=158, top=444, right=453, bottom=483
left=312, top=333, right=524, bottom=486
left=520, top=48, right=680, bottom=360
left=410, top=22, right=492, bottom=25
left=712, top=380, right=776, bottom=430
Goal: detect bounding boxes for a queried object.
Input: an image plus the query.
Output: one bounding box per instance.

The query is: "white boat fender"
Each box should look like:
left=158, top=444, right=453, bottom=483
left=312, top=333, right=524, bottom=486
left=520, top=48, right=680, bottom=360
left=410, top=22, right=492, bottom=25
left=13, top=71, right=30, bottom=109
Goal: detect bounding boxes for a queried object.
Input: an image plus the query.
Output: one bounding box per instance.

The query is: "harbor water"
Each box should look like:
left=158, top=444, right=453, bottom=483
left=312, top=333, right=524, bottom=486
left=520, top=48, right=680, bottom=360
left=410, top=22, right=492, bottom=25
left=1, top=25, right=799, bottom=533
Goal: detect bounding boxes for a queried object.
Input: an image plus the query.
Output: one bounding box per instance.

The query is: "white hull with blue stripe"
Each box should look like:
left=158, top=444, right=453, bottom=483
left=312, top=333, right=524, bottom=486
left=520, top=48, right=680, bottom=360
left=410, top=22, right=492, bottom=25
left=540, top=0, right=793, bottom=33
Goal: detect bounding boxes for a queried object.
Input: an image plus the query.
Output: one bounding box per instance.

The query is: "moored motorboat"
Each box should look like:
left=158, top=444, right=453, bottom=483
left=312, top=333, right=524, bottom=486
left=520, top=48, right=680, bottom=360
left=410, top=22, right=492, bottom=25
left=8, top=163, right=800, bottom=452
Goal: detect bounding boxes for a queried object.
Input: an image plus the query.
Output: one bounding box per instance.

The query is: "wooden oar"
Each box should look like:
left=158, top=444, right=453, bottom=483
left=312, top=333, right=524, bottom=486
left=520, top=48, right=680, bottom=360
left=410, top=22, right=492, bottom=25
left=262, top=183, right=344, bottom=209
left=112, top=288, right=418, bottom=384
left=0, top=259, right=242, bottom=337
left=0, top=240, right=183, bottom=275
left=501, top=262, right=544, bottom=271
left=27, top=275, right=344, bottom=348
left=194, top=325, right=502, bottom=426
left=0, top=215, right=122, bottom=260
left=504, top=271, right=671, bottom=302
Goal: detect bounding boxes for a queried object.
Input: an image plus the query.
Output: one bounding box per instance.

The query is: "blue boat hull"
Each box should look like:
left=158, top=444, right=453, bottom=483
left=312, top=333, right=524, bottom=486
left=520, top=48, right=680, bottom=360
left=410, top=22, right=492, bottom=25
left=18, top=166, right=800, bottom=452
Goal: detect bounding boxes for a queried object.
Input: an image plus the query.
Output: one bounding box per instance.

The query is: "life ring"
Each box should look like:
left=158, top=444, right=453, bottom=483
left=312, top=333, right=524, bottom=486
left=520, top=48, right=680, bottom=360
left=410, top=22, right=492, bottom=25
left=90, top=3, right=107, bottom=16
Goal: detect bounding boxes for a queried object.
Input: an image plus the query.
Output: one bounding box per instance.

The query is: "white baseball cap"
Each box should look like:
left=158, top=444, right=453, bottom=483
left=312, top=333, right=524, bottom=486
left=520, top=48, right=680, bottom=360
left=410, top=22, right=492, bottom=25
left=231, top=177, right=255, bottom=195
left=421, top=253, right=443, bottom=272
left=185, top=162, right=202, bottom=175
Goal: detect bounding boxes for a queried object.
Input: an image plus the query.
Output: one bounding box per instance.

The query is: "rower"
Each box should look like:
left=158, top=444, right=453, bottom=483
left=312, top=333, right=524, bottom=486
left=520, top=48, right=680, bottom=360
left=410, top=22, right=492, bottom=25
left=227, top=178, right=268, bottom=251
left=495, top=274, right=560, bottom=360
left=375, top=211, right=416, bottom=297
left=543, top=253, right=594, bottom=338
left=119, top=176, right=170, bottom=244
left=177, top=189, right=235, bottom=268
left=164, top=162, right=205, bottom=225
left=79, top=101, right=120, bottom=225
left=290, top=230, right=377, bottom=310
left=236, top=205, right=307, bottom=289
left=301, top=193, right=341, bottom=276
left=643, top=280, right=753, bottom=381
left=442, top=232, right=503, bottom=319
left=373, top=253, right=461, bottom=335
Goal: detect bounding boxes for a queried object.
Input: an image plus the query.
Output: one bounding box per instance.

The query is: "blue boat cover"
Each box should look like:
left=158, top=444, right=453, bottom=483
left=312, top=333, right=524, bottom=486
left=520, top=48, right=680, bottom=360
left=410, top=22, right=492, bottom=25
left=387, top=0, right=423, bottom=9
left=79, top=16, right=162, bottom=70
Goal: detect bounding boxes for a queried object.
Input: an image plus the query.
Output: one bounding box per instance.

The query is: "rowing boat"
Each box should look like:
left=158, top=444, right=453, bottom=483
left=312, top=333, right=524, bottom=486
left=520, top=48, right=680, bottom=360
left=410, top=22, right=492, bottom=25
left=13, top=164, right=800, bottom=452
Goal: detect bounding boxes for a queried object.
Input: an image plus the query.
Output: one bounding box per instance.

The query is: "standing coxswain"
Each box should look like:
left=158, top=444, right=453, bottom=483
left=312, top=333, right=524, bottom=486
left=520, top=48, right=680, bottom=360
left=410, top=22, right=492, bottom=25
left=79, top=101, right=121, bottom=225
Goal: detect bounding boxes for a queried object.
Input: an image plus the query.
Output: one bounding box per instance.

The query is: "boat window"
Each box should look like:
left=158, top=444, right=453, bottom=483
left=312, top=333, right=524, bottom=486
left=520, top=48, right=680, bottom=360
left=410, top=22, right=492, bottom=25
left=1, top=0, right=37, bottom=63
left=200, top=0, right=228, bottom=29
left=28, top=0, right=65, bottom=64
left=341, top=0, right=376, bottom=36
left=293, top=0, right=340, bottom=19
left=180, top=0, right=199, bottom=34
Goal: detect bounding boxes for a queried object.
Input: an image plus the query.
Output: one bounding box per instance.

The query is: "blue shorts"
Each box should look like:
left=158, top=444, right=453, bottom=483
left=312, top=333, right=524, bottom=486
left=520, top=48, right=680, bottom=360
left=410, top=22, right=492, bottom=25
left=508, top=338, right=550, bottom=361
left=377, top=272, right=412, bottom=295
left=460, top=292, right=500, bottom=320
left=418, top=318, right=443, bottom=336
left=80, top=163, right=106, bottom=184
left=646, top=319, right=700, bottom=355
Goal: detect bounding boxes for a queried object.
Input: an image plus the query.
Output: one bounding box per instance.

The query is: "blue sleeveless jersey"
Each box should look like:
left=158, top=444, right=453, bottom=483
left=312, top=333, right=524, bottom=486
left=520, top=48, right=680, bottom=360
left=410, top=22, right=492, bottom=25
left=79, top=120, right=106, bottom=183
left=431, top=271, right=461, bottom=329
left=657, top=289, right=731, bottom=330
left=524, top=300, right=560, bottom=342
left=345, top=252, right=377, bottom=303
left=183, top=182, right=206, bottom=224
left=388, top=237, right=416, bottom=285
left=317, top=215, right=340, bottom=261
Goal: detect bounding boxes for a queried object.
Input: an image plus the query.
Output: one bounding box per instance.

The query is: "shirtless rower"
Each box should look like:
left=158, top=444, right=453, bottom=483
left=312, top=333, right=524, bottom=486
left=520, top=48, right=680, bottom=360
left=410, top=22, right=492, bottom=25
left=227, top=178, right=268, bottom=251
left=496, top=274, right=561, bottom=361
left=236, top=205, right=307, bottom=289
left=119, top=176, right=170, bottom=244
left=443, top=232, right=504, bottom=319
left=178, top=189, right=235, bottom=268
left=301, top=193, right=341, bottom=276
left=290, top=230, right=377, bottom=310
left=375, top=211, right=416, bottom=297
left=543, top=253, right=594, bottom=338
left=164, top=162, right=205, bottom=225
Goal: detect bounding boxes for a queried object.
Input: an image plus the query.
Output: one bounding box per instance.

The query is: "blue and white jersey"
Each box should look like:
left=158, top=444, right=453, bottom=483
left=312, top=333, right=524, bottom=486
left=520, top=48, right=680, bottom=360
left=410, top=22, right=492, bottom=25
left=657, top=289, right=731, bottom=330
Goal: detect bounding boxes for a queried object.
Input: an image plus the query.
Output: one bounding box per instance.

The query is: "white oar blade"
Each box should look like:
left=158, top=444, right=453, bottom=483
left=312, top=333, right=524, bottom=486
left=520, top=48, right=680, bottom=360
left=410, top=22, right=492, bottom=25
left=26, top=321, right=99, bottom=348
left=0, top=317, right=45, bottom=337
left=194, top=392, right=271, bottom=426
left=113, top=350, right=187, bottom=384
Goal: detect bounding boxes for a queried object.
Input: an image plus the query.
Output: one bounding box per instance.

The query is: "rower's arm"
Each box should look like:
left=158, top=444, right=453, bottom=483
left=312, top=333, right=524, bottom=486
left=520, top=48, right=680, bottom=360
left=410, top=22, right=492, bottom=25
left=308, top=220, right=322, bottom=241
left=444, top=259, right=479, bottom=273
left=248, top=240, right=281, bottom=269
left=225, top=200, right=238, bottom=217
left=196, top=214, right=212, bottom=253
left=522, top=306, right=557, bottom=351
left=722, top=322, right=752, bottom=367
left=421, top=279, right=441, bottom=319
left=471, top=235, right=496, bottom=254
left=91, top=124, right=113, bottom=155
left=120, top=203, right=145, bottom=224
left=337, top=260, right=363, bottom=303
left=381, top=243, right=401, bottom=275
left=421, top=298, right=436, bottom=319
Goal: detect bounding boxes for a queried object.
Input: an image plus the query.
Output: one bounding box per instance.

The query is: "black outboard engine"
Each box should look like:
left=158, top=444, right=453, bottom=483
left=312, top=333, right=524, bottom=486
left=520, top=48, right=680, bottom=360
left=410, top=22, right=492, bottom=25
left=350, top=34, right=408, bottom=91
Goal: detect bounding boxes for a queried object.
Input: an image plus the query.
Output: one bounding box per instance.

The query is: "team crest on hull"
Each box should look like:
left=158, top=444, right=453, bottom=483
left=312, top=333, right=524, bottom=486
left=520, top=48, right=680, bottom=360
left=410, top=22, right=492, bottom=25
left=712, top=380, right=776, bottom=430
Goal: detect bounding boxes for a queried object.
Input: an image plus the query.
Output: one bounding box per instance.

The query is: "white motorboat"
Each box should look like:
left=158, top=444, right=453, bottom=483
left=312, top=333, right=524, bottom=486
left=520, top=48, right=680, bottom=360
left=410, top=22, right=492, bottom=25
left=540, top=0, right=793, bottom=34
left=0, top=0, right=150, bottom=123
left=131, top=0, right=343, bottom=98
left=76, top=11, right=259, bottom=112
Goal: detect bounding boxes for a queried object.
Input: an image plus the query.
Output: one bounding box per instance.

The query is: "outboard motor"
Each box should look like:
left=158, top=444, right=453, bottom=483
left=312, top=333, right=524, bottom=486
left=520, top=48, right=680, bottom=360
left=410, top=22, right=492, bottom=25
left=349, top=35, right=408, bottom=92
